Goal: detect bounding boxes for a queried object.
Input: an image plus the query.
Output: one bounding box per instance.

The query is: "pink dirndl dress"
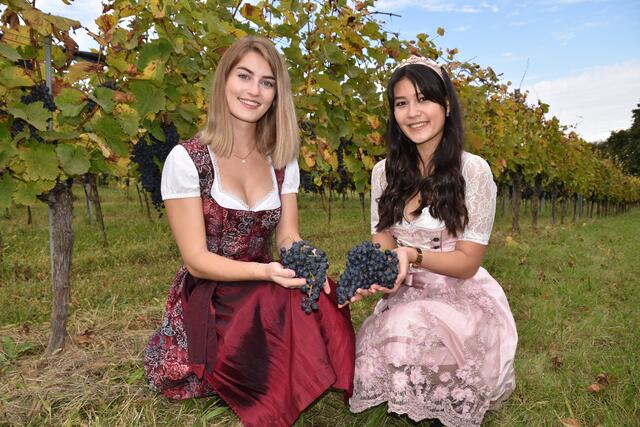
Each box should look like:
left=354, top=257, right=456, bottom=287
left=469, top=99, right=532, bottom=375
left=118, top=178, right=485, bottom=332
left=350, top=155, right=517, bottom=427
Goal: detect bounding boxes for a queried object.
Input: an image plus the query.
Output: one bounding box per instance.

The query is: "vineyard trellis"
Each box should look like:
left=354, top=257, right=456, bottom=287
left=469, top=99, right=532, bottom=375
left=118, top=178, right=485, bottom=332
left=0, top=0, right=638, bottom=354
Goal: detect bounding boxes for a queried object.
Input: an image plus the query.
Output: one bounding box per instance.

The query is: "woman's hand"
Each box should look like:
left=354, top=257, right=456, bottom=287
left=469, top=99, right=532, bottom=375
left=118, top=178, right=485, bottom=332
left=264, top=262, right=307, bottom=289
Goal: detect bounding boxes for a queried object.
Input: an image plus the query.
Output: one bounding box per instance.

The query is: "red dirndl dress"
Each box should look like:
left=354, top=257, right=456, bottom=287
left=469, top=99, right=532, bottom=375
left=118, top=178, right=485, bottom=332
left=143, top=139, right=355, bottom=427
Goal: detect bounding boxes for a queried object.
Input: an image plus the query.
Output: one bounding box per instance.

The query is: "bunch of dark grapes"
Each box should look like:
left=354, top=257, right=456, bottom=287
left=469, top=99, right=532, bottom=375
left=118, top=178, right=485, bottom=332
left=279, top=240, right=329, bottom=314
left=132, top=121, right=180, bottom=208
left=336, top=241, right=399, bottom=305
left=335, top=140, right=352, bottom=194
left=21, top=83, right=56, bottom=112
left=299, top=170, right=318, bottom=193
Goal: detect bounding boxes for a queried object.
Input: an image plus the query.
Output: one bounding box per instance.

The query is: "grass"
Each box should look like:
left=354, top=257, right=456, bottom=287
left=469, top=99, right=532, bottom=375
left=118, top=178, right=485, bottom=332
left=0, top=185, right=639, bottom=426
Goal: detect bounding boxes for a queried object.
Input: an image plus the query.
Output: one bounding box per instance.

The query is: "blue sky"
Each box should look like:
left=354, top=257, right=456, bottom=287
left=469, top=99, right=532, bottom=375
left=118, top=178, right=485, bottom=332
left=374, top=0, right=640, bottom=141
left=37, top=0, right=640, bottom=142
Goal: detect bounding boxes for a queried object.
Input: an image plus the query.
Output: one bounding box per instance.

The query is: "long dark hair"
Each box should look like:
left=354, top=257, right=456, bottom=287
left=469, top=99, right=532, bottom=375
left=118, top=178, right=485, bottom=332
left=375, top=63, right=468, bottom=235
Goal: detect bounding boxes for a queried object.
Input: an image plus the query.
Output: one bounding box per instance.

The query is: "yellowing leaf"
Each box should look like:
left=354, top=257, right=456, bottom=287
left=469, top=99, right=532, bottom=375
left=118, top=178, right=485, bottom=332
left=301, top=146, right=316, bottom=168
left=150, top=0, right=165, bottom=18
left=367, top=115, right=380, bottom=130
left=83, top=133, right=113, bottom=159
left=0, top=66, right=34, bottom=88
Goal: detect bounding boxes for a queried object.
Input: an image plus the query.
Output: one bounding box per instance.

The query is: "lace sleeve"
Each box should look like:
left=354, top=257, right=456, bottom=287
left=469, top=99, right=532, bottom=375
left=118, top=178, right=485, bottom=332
left=460, top=153, right=496, bottom=245
left=370, top=160, right=387, bottom=235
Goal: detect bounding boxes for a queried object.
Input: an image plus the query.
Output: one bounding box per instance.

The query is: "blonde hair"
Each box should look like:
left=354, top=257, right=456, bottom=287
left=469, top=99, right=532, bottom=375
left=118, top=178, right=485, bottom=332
left=200, top=36, right=299, bottom=169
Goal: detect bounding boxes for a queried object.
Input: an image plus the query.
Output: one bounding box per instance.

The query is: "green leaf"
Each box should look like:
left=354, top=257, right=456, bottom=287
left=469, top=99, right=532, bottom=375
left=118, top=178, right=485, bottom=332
left=0, top=136, right=18, bottom=169
left=176, top=103, right=199, bottom=123
left=7, top=102, right=51, bottom=131
left=55, top=88, right=86, bottom=117
left=19, top=143, right=59, bottom=181
left=129, top=81, right=165, bottom=119
left=0, top=43, right=22, bottom=61
left=94, top=87, right=115, bottom=114
left=137, top=38, right=172, bottom=70
left=56, top=143, right=91, bottom=175
left=0, top=173, right=15, bottom=208
left=0, top=66, right=34, bottom=88
left=114, top=105, right=140, bottom=138
left=13, top=179, right=55, bottom=206
left=90, top=115, right=129, bottom=157
left=315, top=74, right=342, bottom=98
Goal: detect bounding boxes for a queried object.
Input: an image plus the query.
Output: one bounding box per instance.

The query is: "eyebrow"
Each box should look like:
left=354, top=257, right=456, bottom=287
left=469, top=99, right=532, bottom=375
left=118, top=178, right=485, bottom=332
left=236, top=66, right=275, bottom=80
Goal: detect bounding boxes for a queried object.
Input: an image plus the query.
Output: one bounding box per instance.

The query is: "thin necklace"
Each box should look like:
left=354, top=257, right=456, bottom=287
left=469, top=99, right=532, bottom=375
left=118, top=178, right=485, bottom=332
left=232, top=145, right=256, bottom=164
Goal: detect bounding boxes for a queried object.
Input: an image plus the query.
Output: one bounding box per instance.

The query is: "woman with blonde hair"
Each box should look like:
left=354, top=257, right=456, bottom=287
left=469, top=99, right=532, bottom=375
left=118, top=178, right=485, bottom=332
left=144, top=36, right=355, bottom=427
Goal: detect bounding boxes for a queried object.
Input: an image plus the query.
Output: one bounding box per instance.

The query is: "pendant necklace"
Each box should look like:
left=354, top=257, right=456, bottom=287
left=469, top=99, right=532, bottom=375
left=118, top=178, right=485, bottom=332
left=232, top=145, right=256, bottom=164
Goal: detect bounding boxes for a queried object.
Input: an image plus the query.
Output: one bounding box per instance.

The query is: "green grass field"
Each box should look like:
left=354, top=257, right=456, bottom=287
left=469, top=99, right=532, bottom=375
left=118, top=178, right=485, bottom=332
left=1, top=186, right=638, bottom=426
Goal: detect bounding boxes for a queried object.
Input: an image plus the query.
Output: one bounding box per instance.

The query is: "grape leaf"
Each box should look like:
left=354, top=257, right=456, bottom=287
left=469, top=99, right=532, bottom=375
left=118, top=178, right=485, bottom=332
left=0, top=66, right=34, bottom=88
left=90, top=115, right=129, bottom=157
left=19, top=143, right=60, bottom=181
left=0, top=43, right=22, bottom=61
left=130, top=80, right=165, bottom=119
left=13, top=179, right=56, bottom=206
left=55, top=88, right=86, bottom=117
left=56, top=143, right=91, bottom=175
left=7, top=102, right=50, bottom=131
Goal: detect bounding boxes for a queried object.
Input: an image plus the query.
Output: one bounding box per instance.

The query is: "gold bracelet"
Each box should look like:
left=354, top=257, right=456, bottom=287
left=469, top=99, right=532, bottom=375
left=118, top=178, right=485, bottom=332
left=410, top=246, right=423, bottom=268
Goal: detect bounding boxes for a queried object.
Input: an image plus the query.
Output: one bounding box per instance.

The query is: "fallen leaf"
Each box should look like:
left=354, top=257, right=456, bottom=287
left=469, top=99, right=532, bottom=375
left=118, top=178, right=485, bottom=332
left=74, top=329, right=94, bottom=346
left=560, top=419, right=581, bottom=427
left=551, top=355, right=563, bottom=369
left=588, top=383, right=601, bottom=393
left=542, top=292, right=550, bottom=300
left=595, top=373, right=609, bottom=387
left=537, top=270, right=546, bottom=281
left=567, top=258, right=575, bottom=268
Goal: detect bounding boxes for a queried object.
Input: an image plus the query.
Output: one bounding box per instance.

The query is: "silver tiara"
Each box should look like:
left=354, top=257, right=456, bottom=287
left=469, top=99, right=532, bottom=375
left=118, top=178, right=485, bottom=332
left=393, top=55, right=445, bottom=82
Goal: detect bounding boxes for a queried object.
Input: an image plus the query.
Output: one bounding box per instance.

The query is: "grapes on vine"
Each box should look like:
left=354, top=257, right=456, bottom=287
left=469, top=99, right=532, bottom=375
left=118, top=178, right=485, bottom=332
left=131, top=121, right=180, bottom=208
left=21, top=83, right=56, bottom=112
left=336, top=241, right=399, bottom=305
left=279, top=240, right=329, bottom=314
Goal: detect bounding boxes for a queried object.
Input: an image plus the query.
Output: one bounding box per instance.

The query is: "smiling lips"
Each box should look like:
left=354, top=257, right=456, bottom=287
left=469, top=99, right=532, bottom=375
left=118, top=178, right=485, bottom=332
left=408, top=121, right=429, bottom=129
left=239, top=97, right=261, bottom=109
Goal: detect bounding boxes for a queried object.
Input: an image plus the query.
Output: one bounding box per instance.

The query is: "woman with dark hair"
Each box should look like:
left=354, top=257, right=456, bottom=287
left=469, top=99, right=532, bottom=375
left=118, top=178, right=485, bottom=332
left=347, top=56, right=517, bottom=426
left=143, top=36, right=354, bottom=427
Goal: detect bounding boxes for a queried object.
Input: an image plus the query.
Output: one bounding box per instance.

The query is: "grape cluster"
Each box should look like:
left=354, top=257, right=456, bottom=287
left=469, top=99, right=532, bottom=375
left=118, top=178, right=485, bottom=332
left=336, top=241, right=399, bottom=305
left=335, top=140, right=352, bottom=194
left=21, top=83, right=56, bottom=112
left=279, top=240, right=329, bottom=314
left=132, top=121, right=180, bottom=208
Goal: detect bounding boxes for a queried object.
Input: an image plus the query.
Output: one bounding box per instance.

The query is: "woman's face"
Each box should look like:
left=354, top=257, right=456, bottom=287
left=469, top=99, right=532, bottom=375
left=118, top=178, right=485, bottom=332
left=225, top=50, right=276, bottom=125
left=392, top=77, right=446, bottom=146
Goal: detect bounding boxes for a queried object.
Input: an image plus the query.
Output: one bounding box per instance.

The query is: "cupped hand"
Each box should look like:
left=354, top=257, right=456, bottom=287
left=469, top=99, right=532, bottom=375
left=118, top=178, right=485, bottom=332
left=265, top=262, right=307, bottom=289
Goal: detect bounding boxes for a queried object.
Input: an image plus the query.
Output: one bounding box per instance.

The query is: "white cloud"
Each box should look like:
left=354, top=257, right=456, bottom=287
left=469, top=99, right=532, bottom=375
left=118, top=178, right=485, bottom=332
left=524, top=61, right=640, bottom=142
left=454, top=25, right=471, bottom=31
left=374, top=0, right=496, bottom=13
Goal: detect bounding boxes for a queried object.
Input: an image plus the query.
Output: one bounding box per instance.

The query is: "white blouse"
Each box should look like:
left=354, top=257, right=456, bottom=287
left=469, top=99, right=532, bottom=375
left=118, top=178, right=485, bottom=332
left=370, top=152, right=497, bottom=245
left=161, top=144, right=300, bottom=211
